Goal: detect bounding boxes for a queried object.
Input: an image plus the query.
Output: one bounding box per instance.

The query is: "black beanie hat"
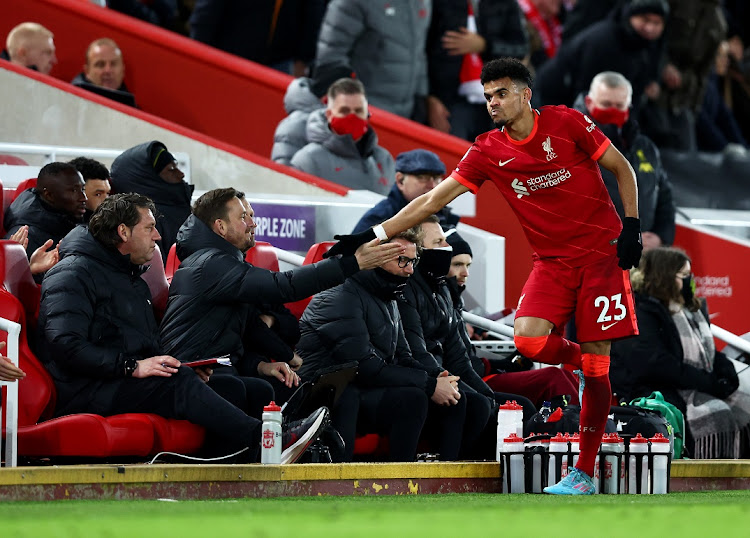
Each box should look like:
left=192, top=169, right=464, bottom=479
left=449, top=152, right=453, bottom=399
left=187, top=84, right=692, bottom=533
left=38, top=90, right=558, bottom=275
left=626, top=0, right=669, bottom=18
left=445, top=230, right=473, bottom=258
left=310, top=62, right=356, bottom=98
left=150, top=142, right=176, bottom=174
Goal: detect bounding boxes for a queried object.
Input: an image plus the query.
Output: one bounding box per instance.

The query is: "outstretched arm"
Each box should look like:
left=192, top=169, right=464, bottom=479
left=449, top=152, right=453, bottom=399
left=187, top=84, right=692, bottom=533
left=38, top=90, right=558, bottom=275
left=598, top=144, right=638, bottom=219
left=381, top=177, right=469, bottom=238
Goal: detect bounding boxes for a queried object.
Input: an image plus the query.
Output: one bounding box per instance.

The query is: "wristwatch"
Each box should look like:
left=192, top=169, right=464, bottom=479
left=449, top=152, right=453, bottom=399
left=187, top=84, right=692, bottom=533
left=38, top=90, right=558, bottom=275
left=124, top=357, right=138, bottom=377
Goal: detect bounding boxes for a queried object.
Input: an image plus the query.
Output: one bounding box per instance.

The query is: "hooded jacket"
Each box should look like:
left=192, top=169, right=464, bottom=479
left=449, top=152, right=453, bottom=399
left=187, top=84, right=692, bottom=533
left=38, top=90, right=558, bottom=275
left=71, top=72, right=138, bottom=108
left=573, top=94, right=676, bottom=245
left=110, top=141, right=194, bottom=262
left=399, top=267, right=495, bottom=400
left=4, top=188, right=81, bottom=282
left=160, top=214, right=359, bottom=365
left=290, top=109, right=394, bottom=195
left=534, top=6, right=664, bottom=113
left=316, top=0, right=430, bottom=118
left=271, top=77, right=324, bottom=165
left=352, top=182, right=460, bottom=233
left=296, top=269, right=438, bottom=396
left=37, top=225, right=161, bottom=415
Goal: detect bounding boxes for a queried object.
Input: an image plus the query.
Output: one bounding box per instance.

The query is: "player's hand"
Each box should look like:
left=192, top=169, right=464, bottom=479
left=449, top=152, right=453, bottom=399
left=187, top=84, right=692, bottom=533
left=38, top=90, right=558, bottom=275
left=432, top=375, right=461, bottom=406
left=0, top=343, right=25, bottom=382
left=323, top=229, right=377, bottom=259
left=9, top=226, right=30, bottom=250
left=353, top=238, right=404, bottom=270
left=134, top=356, right=181, bottom=378
left=258, top=361, right=300, bottom=388
left=288, top=352, right=303, bottom=371
left=194, top=366, right=213, bottom=383
left=616, top=217, right=642, bottom=270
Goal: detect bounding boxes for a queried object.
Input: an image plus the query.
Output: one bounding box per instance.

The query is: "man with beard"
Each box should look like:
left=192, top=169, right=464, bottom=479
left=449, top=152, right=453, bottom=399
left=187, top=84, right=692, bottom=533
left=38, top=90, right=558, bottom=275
left=324, top=58, right=641, bottom=494
left=160, top=188, right=403, bottom=401
left=4, top=162, right=86, bottom=282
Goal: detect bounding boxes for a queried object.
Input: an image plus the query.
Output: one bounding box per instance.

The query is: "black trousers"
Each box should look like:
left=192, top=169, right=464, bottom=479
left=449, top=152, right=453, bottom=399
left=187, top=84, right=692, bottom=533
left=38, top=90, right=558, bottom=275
left=333, top=384, right=429, bottom=462
left=84, top=367, right=261, bottom=452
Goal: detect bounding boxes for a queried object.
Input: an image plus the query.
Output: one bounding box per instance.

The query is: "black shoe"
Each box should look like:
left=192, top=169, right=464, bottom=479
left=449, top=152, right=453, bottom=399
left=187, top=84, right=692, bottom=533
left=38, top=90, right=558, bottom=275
left=321, top=425, right=347, bottom=463
left=281, top=406, right=329, bottom=464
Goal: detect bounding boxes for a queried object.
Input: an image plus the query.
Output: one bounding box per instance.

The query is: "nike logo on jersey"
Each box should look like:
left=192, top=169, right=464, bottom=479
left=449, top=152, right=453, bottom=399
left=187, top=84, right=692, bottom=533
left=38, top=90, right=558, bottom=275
left=601, top=321, right=619, bottom=331
left=512, top=178, right=529, bottom=198
left=498, top=157, right=515, bottom=166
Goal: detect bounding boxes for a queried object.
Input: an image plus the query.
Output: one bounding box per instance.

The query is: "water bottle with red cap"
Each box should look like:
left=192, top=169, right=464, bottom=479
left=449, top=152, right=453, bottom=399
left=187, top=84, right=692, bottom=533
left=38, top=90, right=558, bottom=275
left=496, top=400, right=524, bottom=461
left=261, top=401, right=282, bottom=464
left=628, top=433, right=650, bottom=494
left=501, top=433, right=525, bottom=493
left=650, top=433, right=670, bottom=494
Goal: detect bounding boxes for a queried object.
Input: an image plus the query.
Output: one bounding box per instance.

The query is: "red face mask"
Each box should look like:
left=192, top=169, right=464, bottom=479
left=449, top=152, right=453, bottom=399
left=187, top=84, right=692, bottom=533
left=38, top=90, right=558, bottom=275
left=589, top=106, right=630, bottom=128
left=330, top=114, right=369, bottom=141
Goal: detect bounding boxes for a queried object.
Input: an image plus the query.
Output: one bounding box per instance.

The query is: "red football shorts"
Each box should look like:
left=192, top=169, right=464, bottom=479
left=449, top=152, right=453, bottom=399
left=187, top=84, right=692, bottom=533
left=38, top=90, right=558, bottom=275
left=515, top=255, right=638, bottom=343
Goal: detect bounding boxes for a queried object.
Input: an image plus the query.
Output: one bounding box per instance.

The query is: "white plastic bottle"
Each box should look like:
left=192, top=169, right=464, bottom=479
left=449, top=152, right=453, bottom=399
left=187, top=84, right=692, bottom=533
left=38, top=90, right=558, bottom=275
left=501, top=433, right=525, bottom=493
left=628, top=433, right=650, bottom=494
left=548, top=433, right=568, bottom=487
left=561, top=433, right=580, bottom=478
left=496, top=401, right=524, bottom=461
left=599, top=433, right=623, bottom=494
left=650, top=433, right=671, bottom=494
left=261, top=401, right=282, bottom=464
left=526, top=433, right=546, bottom=493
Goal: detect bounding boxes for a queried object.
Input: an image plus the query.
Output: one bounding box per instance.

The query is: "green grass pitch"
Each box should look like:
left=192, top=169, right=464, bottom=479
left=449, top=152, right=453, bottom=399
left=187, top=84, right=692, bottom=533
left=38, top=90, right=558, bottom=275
left=0, top=491, right=748, bottom=537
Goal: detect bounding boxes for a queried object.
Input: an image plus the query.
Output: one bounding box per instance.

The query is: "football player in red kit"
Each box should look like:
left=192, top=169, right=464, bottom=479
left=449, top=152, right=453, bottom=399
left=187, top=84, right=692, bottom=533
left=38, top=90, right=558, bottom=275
left=327, top=57, right=642, bottom=494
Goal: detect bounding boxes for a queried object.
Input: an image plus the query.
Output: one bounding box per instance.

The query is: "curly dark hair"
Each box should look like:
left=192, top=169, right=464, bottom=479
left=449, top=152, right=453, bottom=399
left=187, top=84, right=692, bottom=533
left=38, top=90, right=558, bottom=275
left=68, top=156, right=111, bottom=181
left=480, top=57, right=533, bottom=88
left=633, top=247, right=701, bottom=311
left=89, top=193, right=156, bottom=248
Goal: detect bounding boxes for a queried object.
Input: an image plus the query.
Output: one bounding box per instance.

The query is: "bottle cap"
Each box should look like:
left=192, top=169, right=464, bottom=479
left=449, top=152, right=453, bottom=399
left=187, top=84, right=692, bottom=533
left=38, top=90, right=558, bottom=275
left=264, top=401, right=282, bottom=412
left=649, top=433, right=670, bottom=443
left=550, top=433, right=567, bottom=442
left=503, top=433, right=524, bottom=443
left=630, top=433, right=649, bottom=444
left=499, top=401, right=524, bottom=410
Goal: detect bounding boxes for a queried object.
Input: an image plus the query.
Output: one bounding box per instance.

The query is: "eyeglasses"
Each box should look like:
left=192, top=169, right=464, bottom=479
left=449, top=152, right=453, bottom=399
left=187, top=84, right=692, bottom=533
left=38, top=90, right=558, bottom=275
left=397, top=256, right=419, bottom=268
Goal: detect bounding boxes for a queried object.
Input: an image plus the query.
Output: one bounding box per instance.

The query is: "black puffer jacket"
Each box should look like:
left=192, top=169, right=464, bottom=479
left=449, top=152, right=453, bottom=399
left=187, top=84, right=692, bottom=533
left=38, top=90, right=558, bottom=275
left=4, top=189, right=81, bottom=282
left=399, top=269, right=495, bottom=400
left=110, top=141, right=193, bottom=263
left=160, top=215, right=358, bottom=363
left=296, top=269, right=438, bottom=396
left=37, top=225, right=161, bottom=415
left=610, top=292, right=738, bottom=413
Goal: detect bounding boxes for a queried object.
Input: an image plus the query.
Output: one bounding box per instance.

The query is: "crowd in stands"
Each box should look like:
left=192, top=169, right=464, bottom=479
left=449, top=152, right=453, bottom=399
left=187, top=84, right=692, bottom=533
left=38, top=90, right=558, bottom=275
left=2, top=1, right=748, bottom=464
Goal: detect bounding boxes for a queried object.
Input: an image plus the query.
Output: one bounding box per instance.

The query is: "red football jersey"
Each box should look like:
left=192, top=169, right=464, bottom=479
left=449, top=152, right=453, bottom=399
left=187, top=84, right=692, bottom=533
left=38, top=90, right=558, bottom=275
left=453, top=105, right=622, bottom=267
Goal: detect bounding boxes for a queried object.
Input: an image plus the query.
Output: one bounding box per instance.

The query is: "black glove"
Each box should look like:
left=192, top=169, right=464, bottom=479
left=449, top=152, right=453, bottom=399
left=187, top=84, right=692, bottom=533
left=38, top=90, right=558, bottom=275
left=616, top=217, right=642, bottom=270
left=322, top=228, right=376, bottom=259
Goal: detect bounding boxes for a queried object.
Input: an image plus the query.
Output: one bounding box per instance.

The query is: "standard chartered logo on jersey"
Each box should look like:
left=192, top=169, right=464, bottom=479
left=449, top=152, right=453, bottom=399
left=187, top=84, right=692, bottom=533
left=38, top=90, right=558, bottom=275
left=512, top=169, right=571, bottom=198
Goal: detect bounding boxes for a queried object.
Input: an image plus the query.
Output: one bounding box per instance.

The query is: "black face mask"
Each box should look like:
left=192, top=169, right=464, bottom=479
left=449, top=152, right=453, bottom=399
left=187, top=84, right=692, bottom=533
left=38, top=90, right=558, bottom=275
left=418, top=247, right=453, bottom=282
left=374, top=267, right=410, bottom=295
left=681, top=275, right=695, bottom=305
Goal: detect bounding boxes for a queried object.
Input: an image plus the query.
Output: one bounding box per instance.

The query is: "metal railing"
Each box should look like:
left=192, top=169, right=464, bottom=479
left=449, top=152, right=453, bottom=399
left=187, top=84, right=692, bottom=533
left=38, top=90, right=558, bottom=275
left=0, top=317, right=22, bottom=468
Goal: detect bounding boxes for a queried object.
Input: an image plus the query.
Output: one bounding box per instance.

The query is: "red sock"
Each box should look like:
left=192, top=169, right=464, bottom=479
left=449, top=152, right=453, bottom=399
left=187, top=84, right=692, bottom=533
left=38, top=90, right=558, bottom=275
left=515, top=333, right=582, bottom=368
left=575, top=353, right=612, bottom=477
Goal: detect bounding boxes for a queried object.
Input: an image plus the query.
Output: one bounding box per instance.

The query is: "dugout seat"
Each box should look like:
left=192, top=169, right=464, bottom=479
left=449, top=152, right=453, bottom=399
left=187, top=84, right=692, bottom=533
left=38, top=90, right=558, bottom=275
left=141, top=244, right=169, bottom=322
left=244, top=241, right=279, bottom=270
left=0, top=155, right=29, bottom=166
left=12, top=178, right=36, bottom=203
left=165, top=243, right=179, bottom=284
left=284, top=241, right=335, bottom=319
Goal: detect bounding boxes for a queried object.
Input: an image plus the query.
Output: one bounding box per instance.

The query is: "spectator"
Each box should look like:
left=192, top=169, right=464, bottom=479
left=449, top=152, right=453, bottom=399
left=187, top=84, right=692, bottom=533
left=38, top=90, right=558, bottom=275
left=444, top=230, right=579, bottom=410
left=640, top=0, right=726, bottom=151
left=426, top=0, right=529, bottom=140
left=518, top=0, right=563, bottom=71
left=4, top=162, right=86, bottom=282
left=296, top=227, right=465, bottom=462
left=271, top=62, right=354, bottom=166
left=71, top=38, right=137, bottom=108
left=106, top=0, right=178, bottom=31
left=315, top=0, right=431, bottom=120
left=290, top=78, right=394, bottom=195
left=561, top=0, right=621, bottom=41
left=110, top=141, right=192, bottom=263
left=160, top=188, right=403, bottom=397
left=1, top=22, right=57, bottom=75
left=68, top=156, right=112, bottom=220
left=714, top=40, right=750, bottom=143
left=352, top=149, right=458, bottom=234
left=611, top=247, right=748, bottom=458
left=190, top=0, right=326, bottom=76
left=37, top=193, right=329, bottom=463
left=575, top=71, right=675, bottom=248
left=534, top=0, right=668, bottom=116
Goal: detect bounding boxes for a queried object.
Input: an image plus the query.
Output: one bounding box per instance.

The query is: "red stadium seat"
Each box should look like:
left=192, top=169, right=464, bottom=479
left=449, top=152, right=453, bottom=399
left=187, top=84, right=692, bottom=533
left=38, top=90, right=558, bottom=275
left=244, top=241, right=279, bottom=271
left=141, top=244, right=169, bottom=322
left=165, top=243, right=180, bottom=284
left=285, top=241, right=336, bottom=319
left=0, top=240, right=41, bottom=330
left=12, top=178, right=36, bottom=203
left=0, top=155, right=29, bottom=166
